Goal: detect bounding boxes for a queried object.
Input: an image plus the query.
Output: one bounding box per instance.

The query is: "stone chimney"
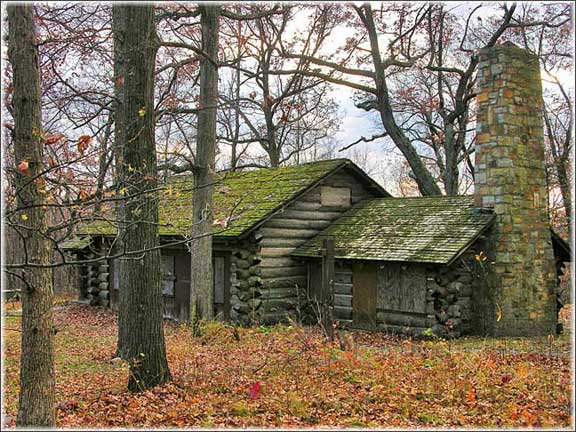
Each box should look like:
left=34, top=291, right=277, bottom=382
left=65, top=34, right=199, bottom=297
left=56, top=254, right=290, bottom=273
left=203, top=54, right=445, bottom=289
left=474, top=42, right=557, bottom=336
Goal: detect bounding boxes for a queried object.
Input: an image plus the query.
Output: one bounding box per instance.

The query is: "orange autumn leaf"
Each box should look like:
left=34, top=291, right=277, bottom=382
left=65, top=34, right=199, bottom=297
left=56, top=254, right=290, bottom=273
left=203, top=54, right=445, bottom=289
left=18, top=160, right=30, bottom=176
left=466, top=388, right=476, bottom=403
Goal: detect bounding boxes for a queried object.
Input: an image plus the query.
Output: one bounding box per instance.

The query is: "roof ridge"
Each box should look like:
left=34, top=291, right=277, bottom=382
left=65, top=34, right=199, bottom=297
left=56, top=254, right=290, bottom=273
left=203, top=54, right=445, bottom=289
left=374, top=194, right=474, bottom=199
left=165, top=158, right=351, bottom=182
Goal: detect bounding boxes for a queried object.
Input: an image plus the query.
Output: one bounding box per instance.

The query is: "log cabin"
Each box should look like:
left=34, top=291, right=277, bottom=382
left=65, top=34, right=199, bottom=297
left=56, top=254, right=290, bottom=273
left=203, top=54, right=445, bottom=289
left=61, top=43, right=572, bottom=337
left=61, top=157, right=570, bottom=337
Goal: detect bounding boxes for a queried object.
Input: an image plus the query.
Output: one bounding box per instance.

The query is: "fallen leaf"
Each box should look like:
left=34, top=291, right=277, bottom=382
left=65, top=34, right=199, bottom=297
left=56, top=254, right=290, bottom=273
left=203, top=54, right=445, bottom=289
left=249, top=382, right=261, bottom=400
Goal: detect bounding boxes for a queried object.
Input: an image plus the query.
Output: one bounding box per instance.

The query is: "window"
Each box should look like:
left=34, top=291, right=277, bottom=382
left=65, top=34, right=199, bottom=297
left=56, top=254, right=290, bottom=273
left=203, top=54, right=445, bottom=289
left=162, top=255, right=176, bottom=297
left=321, top=186, right=351, bottom=207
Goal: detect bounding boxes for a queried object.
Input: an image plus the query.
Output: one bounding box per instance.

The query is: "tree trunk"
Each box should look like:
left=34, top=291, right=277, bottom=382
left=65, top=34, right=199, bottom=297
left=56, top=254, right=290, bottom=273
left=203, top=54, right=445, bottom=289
left=190, top=5, right=220, bottom=322
left=112, top=4, right=128, bottom=360
left=443, top=124, right=459, bottom=196
left=544, top=109, right=572, bottom=231
left=113, top=4, right=171, bottom=391
left=7, top=5, right=56, bottom=426
left=360, top=6, right=442, bottom=196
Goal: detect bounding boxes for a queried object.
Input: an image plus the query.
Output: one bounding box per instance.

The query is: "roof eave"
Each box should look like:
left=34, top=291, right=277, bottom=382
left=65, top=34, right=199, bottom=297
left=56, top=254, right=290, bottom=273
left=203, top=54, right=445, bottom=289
left=445, top=213, right=497, bottom=267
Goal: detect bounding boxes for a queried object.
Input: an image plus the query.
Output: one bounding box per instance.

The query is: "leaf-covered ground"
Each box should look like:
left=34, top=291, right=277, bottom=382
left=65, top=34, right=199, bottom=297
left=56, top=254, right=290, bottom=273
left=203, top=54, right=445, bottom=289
left=2, top=299, right=573, bottom=429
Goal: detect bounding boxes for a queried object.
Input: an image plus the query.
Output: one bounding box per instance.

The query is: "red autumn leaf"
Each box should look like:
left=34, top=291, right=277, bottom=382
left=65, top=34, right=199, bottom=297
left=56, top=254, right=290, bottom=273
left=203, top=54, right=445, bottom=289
left=18, top=160, right=30, bottom=176
left=249, top=381, right=260, bottom=400
left=280, top=112, right=288, bottom=122
left=501, top=374, right=512, bottom=384
left=77, top=135, right=92, bottom=154
left=45, top=133, right=65, bottom=145
left=117, top=75, right=124, bottom=87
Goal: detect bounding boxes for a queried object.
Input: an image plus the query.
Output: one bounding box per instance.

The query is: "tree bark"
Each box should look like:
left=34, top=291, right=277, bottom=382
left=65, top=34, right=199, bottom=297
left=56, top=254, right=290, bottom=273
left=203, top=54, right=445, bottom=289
left=190, top=5, right=220, bottom=322
left=113, top=4, right=171, bottom=391
left=112, top=4, right=128, bottom=360
left=7, top=4, right=56, bottom=426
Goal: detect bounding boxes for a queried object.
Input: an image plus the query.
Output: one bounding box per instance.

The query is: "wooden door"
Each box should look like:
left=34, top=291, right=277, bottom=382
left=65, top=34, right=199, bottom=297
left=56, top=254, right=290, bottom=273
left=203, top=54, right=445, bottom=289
left=352, top=263, right=377, bottom=327
left=174, top=254, right=191, bottom=322
left=213, top=255, right=230, bottom=320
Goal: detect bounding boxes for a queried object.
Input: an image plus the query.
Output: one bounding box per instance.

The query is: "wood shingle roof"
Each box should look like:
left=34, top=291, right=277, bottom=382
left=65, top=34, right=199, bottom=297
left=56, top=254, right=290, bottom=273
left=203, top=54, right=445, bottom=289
left=292, top=196, right=496, bottom=265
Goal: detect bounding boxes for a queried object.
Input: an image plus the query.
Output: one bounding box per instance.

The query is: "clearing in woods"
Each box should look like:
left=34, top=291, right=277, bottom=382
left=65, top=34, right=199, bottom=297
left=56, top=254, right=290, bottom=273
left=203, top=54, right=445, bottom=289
left=1, top=298, right=573, bottom=429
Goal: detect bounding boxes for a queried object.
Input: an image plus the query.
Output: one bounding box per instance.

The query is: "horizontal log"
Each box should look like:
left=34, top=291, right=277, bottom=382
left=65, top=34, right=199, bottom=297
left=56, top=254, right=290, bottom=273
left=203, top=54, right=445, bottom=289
left=279, top=209, right=343, bottom=220
left=260, top=257, right=299, bottom=268
left=262, top=276, right=306, bottom=290
left=260, top=247, right=297, bottom=258
left=289, top=201, right=323, bottom=211
left=261, top=266, right=306, bottom=278
left=334, top=294, right=352, bottom=308
left=260, top=227, right=319, bottom=239
left=260, top=287, right=297, bottom=300
left=264, top=218, right=331, bottom=231
left=334, top=283, right=352, bottom=295
left=260, top=238, right=308, bottom=248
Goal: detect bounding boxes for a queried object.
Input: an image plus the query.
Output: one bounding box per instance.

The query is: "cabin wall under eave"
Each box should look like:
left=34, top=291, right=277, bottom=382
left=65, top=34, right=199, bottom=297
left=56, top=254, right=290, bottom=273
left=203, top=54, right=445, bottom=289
left=255, top=170, right=378, bottom=323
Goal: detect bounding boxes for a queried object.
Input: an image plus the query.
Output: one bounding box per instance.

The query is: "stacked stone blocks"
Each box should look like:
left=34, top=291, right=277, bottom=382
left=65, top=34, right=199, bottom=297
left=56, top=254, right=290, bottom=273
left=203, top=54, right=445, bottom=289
left=474, top=42, right=557, bottom=336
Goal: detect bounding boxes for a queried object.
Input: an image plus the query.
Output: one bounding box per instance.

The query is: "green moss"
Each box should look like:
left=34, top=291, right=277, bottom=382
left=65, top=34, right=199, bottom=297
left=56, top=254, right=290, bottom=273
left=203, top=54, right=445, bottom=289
left=292, top=196, right=496, bottom=264
left=77, top=159, right=348, bottom=240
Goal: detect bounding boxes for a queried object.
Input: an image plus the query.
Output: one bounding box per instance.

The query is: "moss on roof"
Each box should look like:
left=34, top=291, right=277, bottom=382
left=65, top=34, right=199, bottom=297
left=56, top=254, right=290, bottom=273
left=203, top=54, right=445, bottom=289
left=77, top=159, right=351, bottom=239
left=59, top=235, right=93, bottom=250
left=292, top=196, right=495, bottom=264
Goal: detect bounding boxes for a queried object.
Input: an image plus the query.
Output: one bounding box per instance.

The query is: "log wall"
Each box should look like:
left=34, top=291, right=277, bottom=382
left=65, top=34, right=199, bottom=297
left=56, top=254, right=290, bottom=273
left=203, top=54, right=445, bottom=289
left=78, top=240, right=111, bottom=307
left=257, top=170, right=378, bottom=323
